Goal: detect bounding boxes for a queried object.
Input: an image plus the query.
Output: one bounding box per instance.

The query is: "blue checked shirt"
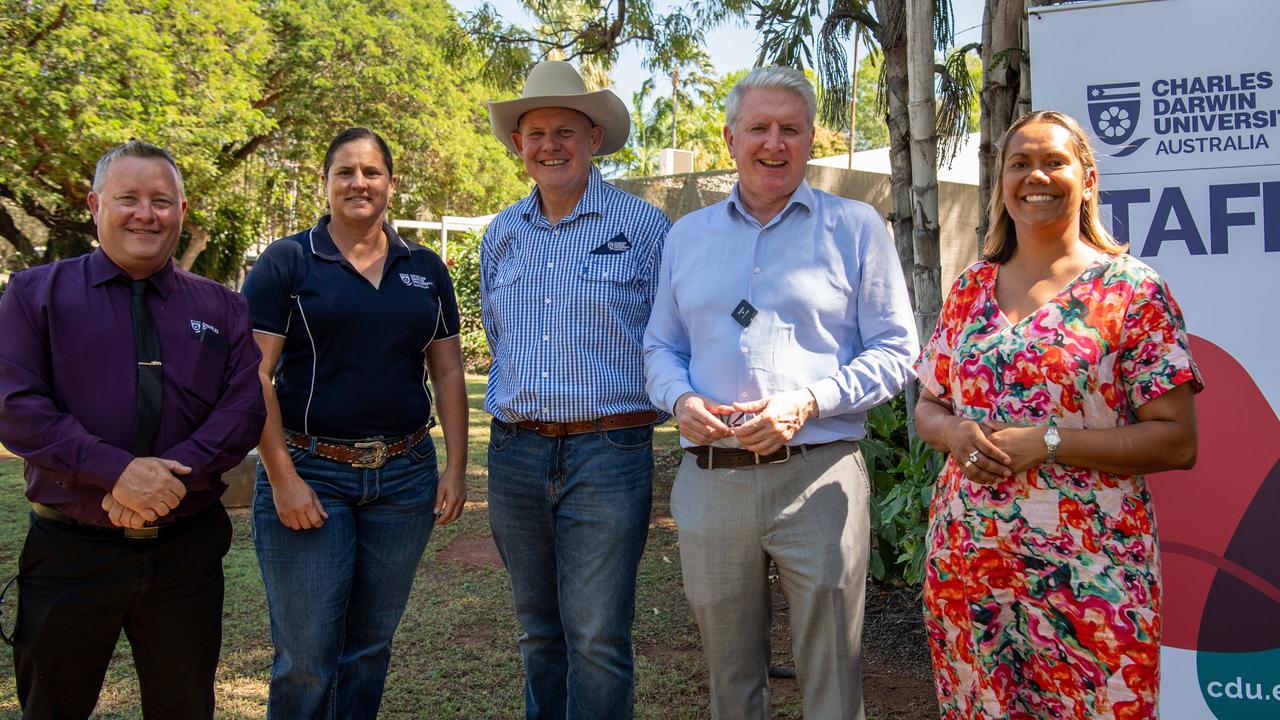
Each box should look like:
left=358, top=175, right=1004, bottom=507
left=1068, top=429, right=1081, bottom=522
left=481, top=166, right=672, bottom=422
left=644, top=180, right=918, bottom=446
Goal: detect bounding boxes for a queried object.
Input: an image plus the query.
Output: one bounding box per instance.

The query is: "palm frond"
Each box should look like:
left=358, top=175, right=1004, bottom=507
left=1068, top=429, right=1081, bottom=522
left=935, top=42, right=978, bottom=166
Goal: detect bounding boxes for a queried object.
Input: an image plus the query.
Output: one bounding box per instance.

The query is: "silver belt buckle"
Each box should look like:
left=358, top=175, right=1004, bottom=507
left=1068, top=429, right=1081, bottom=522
left=352, top=440, right=388, bottom=468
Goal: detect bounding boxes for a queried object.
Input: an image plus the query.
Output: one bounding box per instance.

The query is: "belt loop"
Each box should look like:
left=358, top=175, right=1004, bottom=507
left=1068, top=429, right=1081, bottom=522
left=799, top=444, right=809, bottom=460
left=307, top=435, right=317, bottom=455
left=707, top=445, right=714, bottom=470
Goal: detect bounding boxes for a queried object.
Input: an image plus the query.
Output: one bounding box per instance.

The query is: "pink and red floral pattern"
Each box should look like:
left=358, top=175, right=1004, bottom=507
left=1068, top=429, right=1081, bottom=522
left=915, top=254, right=1202, bottom=719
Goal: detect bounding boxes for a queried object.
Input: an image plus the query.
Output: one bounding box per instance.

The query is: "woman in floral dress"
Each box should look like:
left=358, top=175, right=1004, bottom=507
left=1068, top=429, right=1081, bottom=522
left=914, top=111, right=1203, bottom=719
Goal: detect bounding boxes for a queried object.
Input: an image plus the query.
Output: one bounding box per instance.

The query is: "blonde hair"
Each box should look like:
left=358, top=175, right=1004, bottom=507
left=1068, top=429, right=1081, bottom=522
left=982, top=110, right=1127, bottom=263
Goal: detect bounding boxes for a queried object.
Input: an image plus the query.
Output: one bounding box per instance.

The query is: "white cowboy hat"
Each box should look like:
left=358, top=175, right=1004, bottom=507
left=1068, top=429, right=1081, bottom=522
left=488, top=61, right=631, bottom=157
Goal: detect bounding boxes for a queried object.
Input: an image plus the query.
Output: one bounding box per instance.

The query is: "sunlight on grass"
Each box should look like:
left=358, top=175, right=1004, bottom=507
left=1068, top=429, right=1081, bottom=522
left=0, top=376, right=813, bottom=719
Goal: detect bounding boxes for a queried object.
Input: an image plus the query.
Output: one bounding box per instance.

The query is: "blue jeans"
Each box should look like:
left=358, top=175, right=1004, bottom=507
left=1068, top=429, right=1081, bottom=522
left=487, top=419, right=654, bottom=720
left=252, top=435, right=439, bottom=720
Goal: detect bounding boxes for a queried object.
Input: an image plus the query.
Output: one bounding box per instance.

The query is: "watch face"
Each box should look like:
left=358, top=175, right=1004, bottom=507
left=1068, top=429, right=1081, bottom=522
left=1045, top=425, right=1061, bottom=448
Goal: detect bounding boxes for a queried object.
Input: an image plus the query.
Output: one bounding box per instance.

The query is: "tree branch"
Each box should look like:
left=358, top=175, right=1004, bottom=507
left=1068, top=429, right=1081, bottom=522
left=25, top=2, right=70, bottom=49
left=0, top=200, right=39, bottom=259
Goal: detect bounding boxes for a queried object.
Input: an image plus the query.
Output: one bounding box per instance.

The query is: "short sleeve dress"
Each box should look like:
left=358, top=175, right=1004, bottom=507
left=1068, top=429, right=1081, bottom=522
left=914, top=253, right=1203, bottom=719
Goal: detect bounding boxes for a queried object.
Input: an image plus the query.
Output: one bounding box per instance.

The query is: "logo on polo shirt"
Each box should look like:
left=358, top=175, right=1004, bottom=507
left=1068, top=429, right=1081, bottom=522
left=399, top=273, right=434, bottom=290
left=190, top=320, right=220, bottom=335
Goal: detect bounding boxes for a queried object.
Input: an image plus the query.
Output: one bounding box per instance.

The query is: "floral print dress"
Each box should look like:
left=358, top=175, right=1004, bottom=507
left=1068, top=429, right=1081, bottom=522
left=914, top=254, right=1203, bottom=719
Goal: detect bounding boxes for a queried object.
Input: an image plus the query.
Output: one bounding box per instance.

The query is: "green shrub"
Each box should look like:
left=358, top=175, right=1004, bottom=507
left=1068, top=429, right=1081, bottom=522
left=444, top=230, right=490, bottom=372
left=861, top=396, right=944, bottom=586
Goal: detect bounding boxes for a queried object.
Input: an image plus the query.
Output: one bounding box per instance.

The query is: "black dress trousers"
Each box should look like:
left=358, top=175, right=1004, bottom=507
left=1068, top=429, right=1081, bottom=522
left=13, top=503, right=233, bottom=720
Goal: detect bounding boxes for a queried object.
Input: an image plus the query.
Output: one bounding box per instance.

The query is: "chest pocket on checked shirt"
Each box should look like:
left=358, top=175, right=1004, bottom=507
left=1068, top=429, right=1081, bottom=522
left=579, top=253, right=637, bottom=286
left=491, top=257, right=524, bottom=290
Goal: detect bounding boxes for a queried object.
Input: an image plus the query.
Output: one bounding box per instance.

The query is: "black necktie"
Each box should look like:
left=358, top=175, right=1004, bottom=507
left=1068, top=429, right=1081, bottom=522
left=128, top=279, right=162, bottom=457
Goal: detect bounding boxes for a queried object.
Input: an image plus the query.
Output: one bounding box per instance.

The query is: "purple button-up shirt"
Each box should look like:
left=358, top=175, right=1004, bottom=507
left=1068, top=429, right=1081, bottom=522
left=0, top=250, right=266, bottom=525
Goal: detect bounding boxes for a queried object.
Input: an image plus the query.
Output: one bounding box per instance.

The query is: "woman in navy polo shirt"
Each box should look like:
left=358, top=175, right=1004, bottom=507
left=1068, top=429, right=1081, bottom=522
left=241, top=128, right=468, bottom=719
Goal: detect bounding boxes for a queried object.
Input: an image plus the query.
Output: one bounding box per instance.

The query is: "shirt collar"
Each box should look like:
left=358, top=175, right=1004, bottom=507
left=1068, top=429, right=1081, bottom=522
left=519, top=164, right=606, bottom=227
left=308, top=214, right=411, bottom=263
left=726, top=179, right=816, bottom=228
left=88, top=248, right=176, bottom=298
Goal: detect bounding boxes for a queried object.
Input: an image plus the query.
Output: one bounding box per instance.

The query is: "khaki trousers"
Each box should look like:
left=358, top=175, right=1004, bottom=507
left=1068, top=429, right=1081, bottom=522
left=672, top=441, right=870, bottom=720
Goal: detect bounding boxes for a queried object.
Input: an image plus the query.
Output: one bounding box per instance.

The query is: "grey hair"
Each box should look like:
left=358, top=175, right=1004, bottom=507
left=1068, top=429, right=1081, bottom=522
left=92, top=140, right=185, bottom=197
left=725, top=66, right=818, bottom=129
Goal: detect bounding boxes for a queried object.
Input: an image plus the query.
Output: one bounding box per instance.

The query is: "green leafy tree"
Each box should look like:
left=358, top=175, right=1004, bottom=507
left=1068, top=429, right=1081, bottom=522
left=0, top=0, right=272, bottom=270
left=0, top=0, right=527, bottom=282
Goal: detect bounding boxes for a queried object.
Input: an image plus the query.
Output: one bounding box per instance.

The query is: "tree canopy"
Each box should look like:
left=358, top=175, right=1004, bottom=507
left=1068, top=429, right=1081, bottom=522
left=1, top=0, right=528, bottom=281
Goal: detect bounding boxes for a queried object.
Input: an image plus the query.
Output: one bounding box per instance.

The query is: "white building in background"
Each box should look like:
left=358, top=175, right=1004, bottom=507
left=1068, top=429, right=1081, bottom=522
left=659, top=148, right=695, bottom=175
left=808, top=132, right=980, bottom=186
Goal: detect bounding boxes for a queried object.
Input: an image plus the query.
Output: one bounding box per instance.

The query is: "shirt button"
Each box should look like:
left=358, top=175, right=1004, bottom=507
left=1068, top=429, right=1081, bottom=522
left=553, top=230, right=560, bottom=237
left=602, top=272, right=609, bottom=278
left=543, top=334, right=549, bottom=341
left=753, top=267, right=761, bottom=274
left=546, top=261, right=554, bottom=269
left=541, top=371, right=548, bottom=378
left=741, top=392, right=749, bottom=399
left=541, top=407, right=549, bottom=414
left=544, top=297, right=551, bottom=304
left=740, top=347, right=748, bottom=354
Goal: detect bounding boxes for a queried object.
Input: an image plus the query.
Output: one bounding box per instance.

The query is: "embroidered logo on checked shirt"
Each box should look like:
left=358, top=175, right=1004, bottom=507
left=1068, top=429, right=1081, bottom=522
left=589, top=233, right=632, bottom=254
left=399, top=273, right=434, bottom=290
left=190, top=320, right=220, bottom=335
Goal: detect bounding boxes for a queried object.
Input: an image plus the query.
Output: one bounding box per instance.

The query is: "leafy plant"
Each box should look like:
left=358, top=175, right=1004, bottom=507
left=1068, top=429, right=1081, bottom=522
left=861, top=396, right=943, bottom=585
left=444, top=230, right=490, bottom=372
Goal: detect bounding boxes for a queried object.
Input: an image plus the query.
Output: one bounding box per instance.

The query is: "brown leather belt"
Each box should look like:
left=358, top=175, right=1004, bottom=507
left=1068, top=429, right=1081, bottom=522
left=32, top=501, right=163, bottom=539
left=686, top=440, right=853, bottom=470
left=284, top=422, right=433, bottom=469
left=515, top=410, right=660, bottom=438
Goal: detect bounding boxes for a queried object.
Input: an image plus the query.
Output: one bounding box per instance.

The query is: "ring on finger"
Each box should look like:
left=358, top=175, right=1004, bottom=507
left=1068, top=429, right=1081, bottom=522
left=967, top=449, right=980, bottom=465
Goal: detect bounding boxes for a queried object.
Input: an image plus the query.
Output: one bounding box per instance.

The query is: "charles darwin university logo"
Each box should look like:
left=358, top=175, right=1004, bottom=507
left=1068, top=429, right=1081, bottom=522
left=1086, top=81, right=1150, bottom=157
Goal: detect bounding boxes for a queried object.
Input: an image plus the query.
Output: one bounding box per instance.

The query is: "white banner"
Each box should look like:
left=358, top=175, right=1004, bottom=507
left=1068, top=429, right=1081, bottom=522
left=1030, top=0, right=1280, bottom=717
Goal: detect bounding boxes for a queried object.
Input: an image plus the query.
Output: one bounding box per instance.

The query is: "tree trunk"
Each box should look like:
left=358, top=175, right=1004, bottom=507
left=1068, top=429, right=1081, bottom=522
left=0, top=200, right=39, bottom=261
left=871, top=0, right=916, bottom=312
left=177, top=222, right=210, bottom=271
left=977, top=0, right=1023, bottom=253
left=905, top=0, right=943, bottom=359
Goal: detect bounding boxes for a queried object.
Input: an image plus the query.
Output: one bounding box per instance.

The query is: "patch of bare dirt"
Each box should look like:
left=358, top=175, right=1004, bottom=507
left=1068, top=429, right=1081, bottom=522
left=437, top=535, right=504, bottom=569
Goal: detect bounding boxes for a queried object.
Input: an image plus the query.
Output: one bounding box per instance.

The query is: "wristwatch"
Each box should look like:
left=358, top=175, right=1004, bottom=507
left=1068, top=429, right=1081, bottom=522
left=1044, top=418, right=1061, bottom=465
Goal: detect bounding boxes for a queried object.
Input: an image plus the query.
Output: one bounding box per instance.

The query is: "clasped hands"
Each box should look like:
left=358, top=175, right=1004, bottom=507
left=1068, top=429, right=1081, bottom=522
left=100, top=457, right=190, bottom=529
left=947, top=419, right=1051, bottom=484
left=675, top=389, right=818, bottom=456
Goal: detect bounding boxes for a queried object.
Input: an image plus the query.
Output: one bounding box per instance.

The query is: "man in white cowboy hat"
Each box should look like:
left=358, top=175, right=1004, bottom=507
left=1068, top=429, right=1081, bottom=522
left=481, top=60, right=671, bottom=719
left=644, top=66, right=917, bottom=719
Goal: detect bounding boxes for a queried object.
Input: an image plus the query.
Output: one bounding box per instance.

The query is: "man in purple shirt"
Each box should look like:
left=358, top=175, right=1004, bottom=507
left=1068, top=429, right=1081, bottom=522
left=0, top=141, right=266, bottom=719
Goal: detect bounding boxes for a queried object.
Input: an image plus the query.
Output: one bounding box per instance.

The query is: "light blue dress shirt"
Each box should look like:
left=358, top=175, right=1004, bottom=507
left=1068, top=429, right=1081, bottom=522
left=643, top=180, right=918, bottom=445
left=481, top=166, right=672, bottom=422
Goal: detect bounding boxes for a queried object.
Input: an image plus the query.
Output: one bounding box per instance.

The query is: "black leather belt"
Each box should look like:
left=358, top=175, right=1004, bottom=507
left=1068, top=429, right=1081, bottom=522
left=284, top=421, right=434, bottom=469
left=686, top=440, right=853, bottom=470
left=32, top=501, right=165, bottom=539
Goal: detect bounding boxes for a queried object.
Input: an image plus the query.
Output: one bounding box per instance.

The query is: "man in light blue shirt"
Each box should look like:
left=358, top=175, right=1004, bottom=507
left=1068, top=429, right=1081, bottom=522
left=644, top=66, right=917, bottom=719
left=481, top=61, right=671, bottom=720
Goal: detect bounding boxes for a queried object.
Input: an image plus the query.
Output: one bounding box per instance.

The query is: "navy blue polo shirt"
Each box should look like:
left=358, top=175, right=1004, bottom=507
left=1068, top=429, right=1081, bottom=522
left=242, top=215, right=460, bottom=439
